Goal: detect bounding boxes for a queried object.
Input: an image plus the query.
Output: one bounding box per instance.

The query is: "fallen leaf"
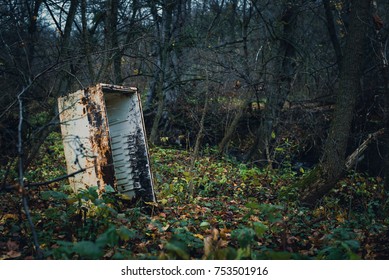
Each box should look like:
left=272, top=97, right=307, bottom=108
left=162, top=224, right=170, bottom=231
left=103, top=249, right=115, bottom=258
left=0, top=214, right=18, bottom=223
left=7, top=240, right=18, bottom=251
left=203, top=236, right=213, bottom=258
left=7, top=250, right=21, bottom=259
left=193, top=233, right=204, bottom=240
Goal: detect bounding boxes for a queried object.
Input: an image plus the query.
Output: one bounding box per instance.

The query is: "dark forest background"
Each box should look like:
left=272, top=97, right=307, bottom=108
left=1, top=0, right=389, bottom=260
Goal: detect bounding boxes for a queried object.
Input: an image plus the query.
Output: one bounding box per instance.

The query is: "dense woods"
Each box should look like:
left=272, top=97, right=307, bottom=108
left=1, top=0, right=389, bottom=260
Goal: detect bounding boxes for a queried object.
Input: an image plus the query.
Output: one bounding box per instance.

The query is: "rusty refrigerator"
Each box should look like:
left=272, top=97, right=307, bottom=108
left=58, top=84, right=155, bottom=202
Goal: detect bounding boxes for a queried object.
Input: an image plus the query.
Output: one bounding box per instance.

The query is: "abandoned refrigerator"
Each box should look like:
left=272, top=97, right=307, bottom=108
left=57, top=83, right=155, bottom=202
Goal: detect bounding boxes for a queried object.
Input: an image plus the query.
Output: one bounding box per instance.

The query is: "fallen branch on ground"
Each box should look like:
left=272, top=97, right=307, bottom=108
left=345, top=128, right=384, bottom=170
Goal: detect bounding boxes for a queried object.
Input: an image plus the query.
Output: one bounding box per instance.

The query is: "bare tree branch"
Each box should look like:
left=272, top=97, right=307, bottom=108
left=17, top=88, right=42, bottom=259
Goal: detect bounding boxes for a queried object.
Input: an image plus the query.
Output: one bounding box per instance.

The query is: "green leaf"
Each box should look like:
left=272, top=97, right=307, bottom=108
left=253, top=222, right=268, bottom=238
left=344, top=240, right=360, bottom=250
left=96, top=227, right=119, bottom=247
left=245, top=202, right=261, bottom=209
left=117, top=226, right=137, bottom=241
left=231, top=228, right=255, bottom=248
left=263, top=250, right=294, bottom=260
left=199, top=221, right=210, bottom=229
left=41, top=191, right=68, bottom=200
left=54, top=241, right=74, bottom=256
left=88, top=186, right=99, bottom=199
left=236, top=247, right=251, bottom=259
left=73, top=241, right=103, bottom=259
left=165, top=239, right=190, bottom=260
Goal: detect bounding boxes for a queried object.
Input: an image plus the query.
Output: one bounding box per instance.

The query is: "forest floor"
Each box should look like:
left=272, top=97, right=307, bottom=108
left=1, top=142, right=389, bottom=260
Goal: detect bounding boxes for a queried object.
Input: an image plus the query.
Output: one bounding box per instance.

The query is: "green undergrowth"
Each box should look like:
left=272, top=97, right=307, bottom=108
left=1, top=144, right=389, bottom=260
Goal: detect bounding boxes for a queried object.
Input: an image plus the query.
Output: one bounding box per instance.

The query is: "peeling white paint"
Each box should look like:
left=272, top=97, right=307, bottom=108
left=58, top=89, right=99, bottom=190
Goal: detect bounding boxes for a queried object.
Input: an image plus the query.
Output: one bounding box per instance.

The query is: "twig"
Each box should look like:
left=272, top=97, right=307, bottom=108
left=27, top=168, right=86, bottom=188
left=187, top=68, right=210, bottom=198
left=17, top=89, right=42, bottom=259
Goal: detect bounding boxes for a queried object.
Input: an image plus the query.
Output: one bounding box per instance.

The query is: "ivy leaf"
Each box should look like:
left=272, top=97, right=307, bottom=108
left=253, top=222, right=268, bottom=238
left=96, top=227, right=119, bottom=247
left=117, top=226, right=137, bottom=241
left=41, top=191, right=68, bottom=200
left=73, top=241, right=103, bottom=259
left=231, top=228, right=255, bottom=248
left=245, top=202, right=261, bottom=209
left=165, top=239, right=190, bottom=260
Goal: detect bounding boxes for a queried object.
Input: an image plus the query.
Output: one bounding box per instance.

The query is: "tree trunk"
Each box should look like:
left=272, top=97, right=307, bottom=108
left=218, top=0, right=253, bottom=154
left=369, top=0, right=389, bottom=192
left=218, top=95, right=252, bottom=153
left=298, top=0, right=372, bottom=205
left=110, top=0, right=122, bottom=84
left=188, top=69, right=210, bottom=198
left=149, top=88, right=165, bottom=144
left=323, top=0, right=343, bottom=66
left=81, top=0, right=95, bottom=84
left=96, top=0, right=121, bottom=83
left=380, top=37, right=389, bottom=191
left=26, top=0, right=43, bottom=67
left=148, top=0, right=173, bottom=144
left=245, top=2, right=298, bottom=162
left=148, top=0, right=189, bottom=143
left=384, top=67, right=389, bottom=191
left=56, top=0, right=79, bottom=96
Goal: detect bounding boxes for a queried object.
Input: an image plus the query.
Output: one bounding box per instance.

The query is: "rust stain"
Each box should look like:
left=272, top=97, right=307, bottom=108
left=81, top=97, right=88, bottom=105
left=84, top=85, right=115, bottom=192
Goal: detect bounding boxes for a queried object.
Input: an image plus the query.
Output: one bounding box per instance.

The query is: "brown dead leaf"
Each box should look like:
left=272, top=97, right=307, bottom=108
left=203, top=236, right=213, bottom=258
left=211, top=228, right=220, bottom=241
left=6, top=240, right=18, bottom=251
left=220, top=228, right=231, bottom=239
left=103, top=249, right=115, bottom=258
left=147, top=223, right=157, bottom=231
left=162, top=224, right=170, bottom=231
left=193, top=233, right=204, bottom=240
left=7, top=250, right=21, bottom=259
left=287, top=236, right=300, bottom=244
left=0, top=213, right=18, bottom=223
left=159, top=212, right=167, bottom=218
